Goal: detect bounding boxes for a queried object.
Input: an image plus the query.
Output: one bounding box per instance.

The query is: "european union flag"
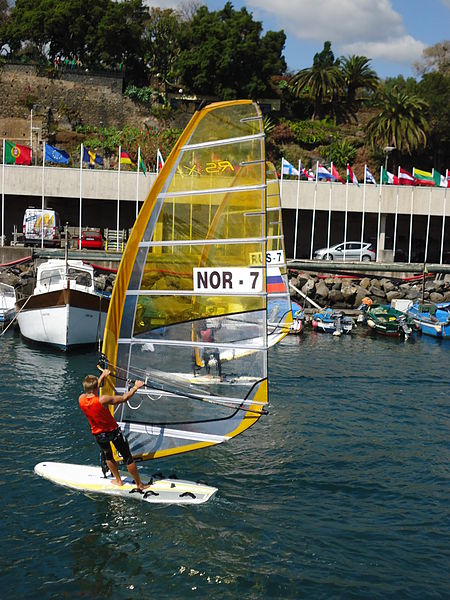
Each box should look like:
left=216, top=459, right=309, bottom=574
left=45, top=143, right=70, bottom=164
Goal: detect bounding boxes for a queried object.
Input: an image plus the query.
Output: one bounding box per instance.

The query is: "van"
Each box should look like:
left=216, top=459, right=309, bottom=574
left=23, top=208, right=61, bottom=247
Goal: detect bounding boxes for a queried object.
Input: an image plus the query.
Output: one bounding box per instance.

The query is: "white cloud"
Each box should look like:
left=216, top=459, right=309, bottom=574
left=246, top=0, right=425, bottom=64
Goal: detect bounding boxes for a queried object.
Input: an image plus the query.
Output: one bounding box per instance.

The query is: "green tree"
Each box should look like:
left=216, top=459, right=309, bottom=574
left=142, top=8, right=183, bottom=96
left=176, top=2, right=286, bottom=99
left=291, top=41, right=344, bottom=120
left=418, top=71, right=450, bottom=168
left=365, top=86, right=429, bottom=154
left=340, top=55, right=379, bottom=119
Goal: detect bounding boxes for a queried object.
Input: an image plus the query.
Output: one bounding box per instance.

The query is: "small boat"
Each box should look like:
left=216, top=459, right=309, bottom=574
left=312, top=308, right=354, bottom=336
left=365, top=304, right=414, bottom=338
left=406, top=302, right=450, bottom=338
left=16, top=259, right=109, bottom=349
left=0, top=282, right=16, bottom=328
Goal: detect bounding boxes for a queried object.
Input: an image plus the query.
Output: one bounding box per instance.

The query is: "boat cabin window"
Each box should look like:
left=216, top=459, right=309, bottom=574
left=68, top=268, right=92, bottom=287
left=40, top=268, right=64, bottom=287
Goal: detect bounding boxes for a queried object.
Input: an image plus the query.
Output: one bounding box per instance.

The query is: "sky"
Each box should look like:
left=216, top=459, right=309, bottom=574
left=145, top=0, right=450, bottom=79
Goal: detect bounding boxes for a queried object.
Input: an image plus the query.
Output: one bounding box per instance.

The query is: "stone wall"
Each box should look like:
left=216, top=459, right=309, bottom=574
left=0, top=64, right=151, bottom=140
left=289, top=271, right=450, bottom=310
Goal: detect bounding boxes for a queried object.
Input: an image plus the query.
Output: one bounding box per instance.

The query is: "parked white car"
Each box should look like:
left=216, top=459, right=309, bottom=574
left=314, top=241, right=376, bottom=261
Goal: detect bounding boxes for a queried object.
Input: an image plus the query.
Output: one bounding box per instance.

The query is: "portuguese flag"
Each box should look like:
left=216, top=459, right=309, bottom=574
left=5, top=140, right=32, bottom=165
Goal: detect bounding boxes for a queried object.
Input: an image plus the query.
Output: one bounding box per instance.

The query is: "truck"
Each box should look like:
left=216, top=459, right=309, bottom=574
left=23, top=208, right=61, bottom=247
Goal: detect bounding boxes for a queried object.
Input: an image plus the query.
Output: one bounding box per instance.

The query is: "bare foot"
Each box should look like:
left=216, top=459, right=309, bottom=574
left=111, top=480, right=124, bottom=487
left=137, top=483, right=151, bottom=491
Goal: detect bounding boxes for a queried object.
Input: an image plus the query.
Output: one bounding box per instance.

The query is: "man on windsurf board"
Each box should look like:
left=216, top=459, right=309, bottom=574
left=79, top=369, right=150, bottom=491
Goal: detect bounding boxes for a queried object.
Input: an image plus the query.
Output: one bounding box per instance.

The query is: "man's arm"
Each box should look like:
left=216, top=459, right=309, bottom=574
left=99, top=380, right=145, bottom=406
left=97, top=368, right=111, bottom=388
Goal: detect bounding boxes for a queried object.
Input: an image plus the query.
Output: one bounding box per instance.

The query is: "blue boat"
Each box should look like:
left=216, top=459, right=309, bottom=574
left=312, top=308, right=354, bottom=336
left=407, top=302, right=450, bottom=338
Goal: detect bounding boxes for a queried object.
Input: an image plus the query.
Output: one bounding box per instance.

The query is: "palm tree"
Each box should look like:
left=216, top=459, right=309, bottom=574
left=366, top=86, right=429, bottom=154
left=340, top=55, right=379, bottom=118
left=290, top=41, right=344, bottom=120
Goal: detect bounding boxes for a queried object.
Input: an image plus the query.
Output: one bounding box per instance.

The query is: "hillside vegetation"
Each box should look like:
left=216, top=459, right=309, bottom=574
left=0, top=1, right=448, bottom=176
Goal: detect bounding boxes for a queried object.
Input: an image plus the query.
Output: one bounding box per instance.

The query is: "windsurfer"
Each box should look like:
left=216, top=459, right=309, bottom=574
left=79, top=369, right=150, bottom=490
left=199, top=318, right=223, bottom=380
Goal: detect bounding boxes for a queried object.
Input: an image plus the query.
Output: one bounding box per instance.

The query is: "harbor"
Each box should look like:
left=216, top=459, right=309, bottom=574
left=1, top=327, right=449, bottom=598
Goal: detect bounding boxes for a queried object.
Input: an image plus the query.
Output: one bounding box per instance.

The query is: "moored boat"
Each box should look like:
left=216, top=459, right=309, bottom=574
left=406, top=302, right=450, bottom=338
left=364, top=304, right=414, bottom=339
left=16, top=259, right=108, bottom=349
left=312, top=308, right=354, bottom=336
left=0, top=282, right=16, bottom=328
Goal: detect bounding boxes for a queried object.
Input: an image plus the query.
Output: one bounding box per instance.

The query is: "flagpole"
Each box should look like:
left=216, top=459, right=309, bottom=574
left=376, top=166, right=382, bottom=262
left=360, top=166, right=367, bottom=260
left=327, top=162, right=332, bottom=256
left=1, top=139, right=5, bottom=248
left=293, top=160, right=301, bottom=260
left=41, top=141, right=45, bottom=249
left=424, top=172, right=432, bottom=263
left=117, top=145, right=121, bottom=250
left=136, top=146, right=140, bottom=220
left=157, top=148, right=160, bottom=175
left=408, top=187, right=414, bottom=264
left=343, top=164, right=349, bottom=261
left=79, top=143, right=83, bottom=250
left=309, top=161, right=318, bottom=260
left=439, top=169, right=447, bottom=264
left=393, top=166, right=399, bottom=259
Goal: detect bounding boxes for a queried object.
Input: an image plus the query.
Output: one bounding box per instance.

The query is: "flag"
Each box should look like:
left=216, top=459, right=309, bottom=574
left=413, top=167, right=435, bottom=186
left=281, top=158, right=299, bottom=176
left=301, top=166, right=314, bottom=180
left=381, top=167, right=399, bottom=185
left=398, top=167, right=415, bottom=185
left=317, top=163, right=335, bottom=180
left=331, top=164, right=345, bottom=184
left=5, top=140, right=31, bottom=165
left=347, top=164, right=359, bottom=186
left=365, top=165, right=377, bottom=185
left=82, top=147, right=103, bottom=166
left=139, top=155, right=146, bottom=176
left=432, top=169, right=448, bottom=188
left=120, top=150, right=134, bottom=166
left=44, top=143, right=69, bottom=164
left=157, top=148, right=165, bottom=171
left=267, top=269, right=287, bottom=293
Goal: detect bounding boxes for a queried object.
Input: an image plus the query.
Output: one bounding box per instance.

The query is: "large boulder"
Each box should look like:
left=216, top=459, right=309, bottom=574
left=406, top=287, right=420, bottom=300
left=369, top=285, right=386, bottom=299
left=315, top=282, right=329, bottom=300
left=370, top=278, right=382, bottom=289
left=386, top=290, right=403, bottom=302
left=430, top=292, right=444, bottom=303
left=360, top=277, right=371, bottom=289
left=301, top=278, right=316, bottom=297
left=328, top=289, right=344, bottom=305
left=341, top=284, right=357, bottom=303
left=381, top=279, right=396, bottom=293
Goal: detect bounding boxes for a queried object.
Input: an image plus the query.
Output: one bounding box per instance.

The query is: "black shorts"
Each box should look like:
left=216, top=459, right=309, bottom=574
left=94, top=428, right=133, bottom=465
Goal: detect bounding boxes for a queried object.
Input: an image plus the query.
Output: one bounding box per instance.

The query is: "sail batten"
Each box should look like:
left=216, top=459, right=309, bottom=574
left=158, top=183, right=266, bottom=199
left=182, top=132, right=264, bottom=151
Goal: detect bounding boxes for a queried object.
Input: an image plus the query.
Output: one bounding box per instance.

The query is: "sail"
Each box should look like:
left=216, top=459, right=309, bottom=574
left=265, top=161, right=293, bottom=342
left=102, top=100, right=270, bottom=462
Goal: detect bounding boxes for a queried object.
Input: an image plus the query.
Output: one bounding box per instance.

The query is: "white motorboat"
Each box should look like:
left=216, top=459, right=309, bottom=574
left=16, top=259, right=109, bottom=349
left=0, top=282, right=16, bottom=327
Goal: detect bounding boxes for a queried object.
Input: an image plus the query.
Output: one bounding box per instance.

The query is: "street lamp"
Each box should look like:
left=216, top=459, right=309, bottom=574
left=383, top=146, right=395, bottom=171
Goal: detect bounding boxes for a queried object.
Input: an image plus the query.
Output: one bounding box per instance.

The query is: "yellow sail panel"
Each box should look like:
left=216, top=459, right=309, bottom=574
left=102, top=101, right=269, bottom=462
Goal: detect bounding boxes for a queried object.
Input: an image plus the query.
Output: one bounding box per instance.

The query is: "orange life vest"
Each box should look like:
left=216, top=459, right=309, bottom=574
left=79, top=393, right=118, bottom=435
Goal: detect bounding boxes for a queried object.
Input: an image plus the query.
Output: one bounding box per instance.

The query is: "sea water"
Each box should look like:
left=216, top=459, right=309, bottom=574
left=1, top=327, right=449, bottom=599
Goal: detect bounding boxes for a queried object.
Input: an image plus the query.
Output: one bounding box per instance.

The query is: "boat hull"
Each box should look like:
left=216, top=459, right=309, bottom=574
left=16, top=288, right=108, bottom=349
